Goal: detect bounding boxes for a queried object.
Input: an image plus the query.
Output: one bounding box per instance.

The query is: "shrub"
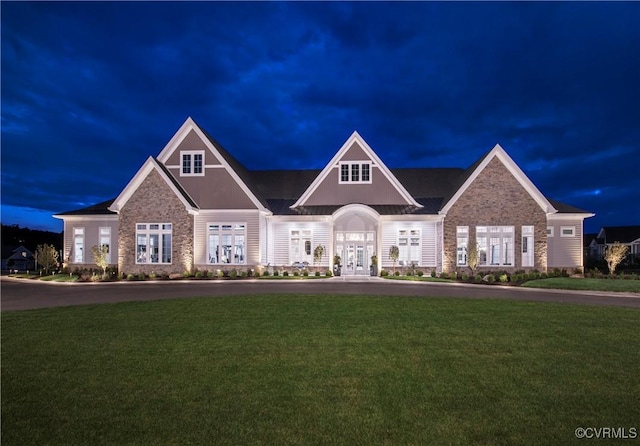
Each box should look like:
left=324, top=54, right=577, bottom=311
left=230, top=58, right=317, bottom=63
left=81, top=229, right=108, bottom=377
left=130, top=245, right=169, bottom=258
left=207, top=270, right=214, bottom=278
left=406, top=270, right=414, bottom=277
left=487, top=275, right=495, bottom=283
left=293, top=270, right=300, bottom=277
left=449, top=271, right=457, bottom=281
left=380, top=270, right=389, bottom=277
left=499, top=273, right=509, bottom=283
left=138, top=272, right=146, bottom=281
left=430, top=270, right=437, bottom=278
left=439, top=272, right=448, bottom=279
left=461, top=273, right=469, bottom=281
left=394, top=271, right=400, bottom=276
left=183, top=271, right=191, bottom=278
left=263, top=270, right=270, bottom=277
left=417, top=270, right=424, bottom=277
left=230, top=269, right=238, bottom=279
left=273, top=270, right=279, bottom=277
left=315, top=271, right=320, bottom=277
left=195, top=271, right=203, bottom=278
left=217, top=270, right=224, bottom=278
left=283, top=271, right=289, bottom=277
left=325, top=270, right=333, bottom=277
left=474, top=274, right=483, bottom=283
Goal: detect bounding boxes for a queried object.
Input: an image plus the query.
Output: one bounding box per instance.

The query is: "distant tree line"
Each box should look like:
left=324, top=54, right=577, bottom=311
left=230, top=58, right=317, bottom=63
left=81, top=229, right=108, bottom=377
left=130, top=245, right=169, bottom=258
left=1, top=224, right=63, bottom=254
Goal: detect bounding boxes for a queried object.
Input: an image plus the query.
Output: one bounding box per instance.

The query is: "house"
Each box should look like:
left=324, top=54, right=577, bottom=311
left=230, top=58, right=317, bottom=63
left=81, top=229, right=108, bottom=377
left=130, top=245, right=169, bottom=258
left=4, top=245, right=35, bottom=271
left=54, top=117, right=594, bottom=276
left=588, top=226, right=640, bottom=259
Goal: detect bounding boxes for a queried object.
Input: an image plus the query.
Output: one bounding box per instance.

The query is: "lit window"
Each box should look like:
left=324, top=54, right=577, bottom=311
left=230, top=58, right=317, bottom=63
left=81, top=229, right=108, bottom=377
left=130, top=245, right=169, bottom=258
left=476, top=226, right=513, bottom=266
left=99, top=227, right=111, bottom=264
left=546, top=227, right=554, bottom=237
left=136, top=223, right=172, bottom=264
left=290, top=229, right=312, bottom=265
left=457, top=226, right=468, bottom=266
left=561, top=226, right=575, bottom=237
left=398, top=229, right=421, bottom=265
left=181, top=151, right=205, bottom=176
left=339, top=162, right=372, bottom=184
left=73, top=227, right=84, bottom=263
left=208, top=223, right=246, bottom=264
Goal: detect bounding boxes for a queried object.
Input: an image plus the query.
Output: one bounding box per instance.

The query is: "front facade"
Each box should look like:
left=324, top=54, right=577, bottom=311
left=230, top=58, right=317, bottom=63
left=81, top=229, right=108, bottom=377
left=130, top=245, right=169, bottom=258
left=55, top=118, right=594, bottom=275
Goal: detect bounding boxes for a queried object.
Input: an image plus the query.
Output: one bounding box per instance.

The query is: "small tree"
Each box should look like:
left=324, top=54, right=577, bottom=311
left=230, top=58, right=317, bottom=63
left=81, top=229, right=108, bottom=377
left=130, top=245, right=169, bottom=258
left=36, top=243, right=59, bottom=274
left=389, top=245, right=399, bottom=274
left=604, top=242, right=629, bottom=275
left=92, top=245, right=109, bottom=278
left=467, top=242, right=479, bottom=276
left=313, top=244, right=325, bottom=267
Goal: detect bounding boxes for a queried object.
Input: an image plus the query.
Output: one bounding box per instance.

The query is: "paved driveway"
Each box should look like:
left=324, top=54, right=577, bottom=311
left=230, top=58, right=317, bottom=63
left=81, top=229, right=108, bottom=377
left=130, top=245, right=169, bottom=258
left=2, top=276, right=639, bottom=311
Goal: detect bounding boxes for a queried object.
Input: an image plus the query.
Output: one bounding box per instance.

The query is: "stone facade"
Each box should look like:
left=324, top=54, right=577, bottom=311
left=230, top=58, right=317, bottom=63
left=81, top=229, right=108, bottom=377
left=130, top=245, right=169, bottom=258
left=118, top=169, right=194, bottom=275
left=443, top=157, right=547, bottom=273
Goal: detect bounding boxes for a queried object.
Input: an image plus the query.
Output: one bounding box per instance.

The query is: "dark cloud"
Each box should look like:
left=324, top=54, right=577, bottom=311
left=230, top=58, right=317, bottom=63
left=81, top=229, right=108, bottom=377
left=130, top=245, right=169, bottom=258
left=1, top=1, right=638, bottom=233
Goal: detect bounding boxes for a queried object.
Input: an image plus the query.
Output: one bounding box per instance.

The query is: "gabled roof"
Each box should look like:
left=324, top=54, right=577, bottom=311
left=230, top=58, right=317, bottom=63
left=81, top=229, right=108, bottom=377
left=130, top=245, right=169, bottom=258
left=439, top=144, right=557, bottom=215
left=597, top=225, right=640, bottom=244
left=108, top=157, right=198, bottom=214
left=291, top=131, right=421, bottom=208
left=55, top=199, right=116, bottom=217
left=156, top=117, right=269, bottom=211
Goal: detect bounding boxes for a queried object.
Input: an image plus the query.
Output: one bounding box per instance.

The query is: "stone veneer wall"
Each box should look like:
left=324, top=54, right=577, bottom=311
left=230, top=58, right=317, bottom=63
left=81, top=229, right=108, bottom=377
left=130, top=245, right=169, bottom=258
left=118, top=169, right=194, bottom=275
left=443, top=157, right=547, bottom=273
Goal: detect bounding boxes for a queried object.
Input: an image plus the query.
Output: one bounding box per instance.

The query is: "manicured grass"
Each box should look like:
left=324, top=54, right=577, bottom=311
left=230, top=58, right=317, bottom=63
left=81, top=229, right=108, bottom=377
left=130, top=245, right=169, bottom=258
left=384, top=275, right=454, bottom=283
left=39, top=273, right=80, bottom=282
left=2, top=295, right=639, bottom=445
left=523, top=277, right=640, bottom=293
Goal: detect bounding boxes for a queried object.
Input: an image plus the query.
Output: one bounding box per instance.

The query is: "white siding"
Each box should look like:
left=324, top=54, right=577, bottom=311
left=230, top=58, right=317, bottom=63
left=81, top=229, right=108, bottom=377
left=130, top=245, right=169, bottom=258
left=193, top=211, right=261, bottom=266
left=62, top=217, right=119, bottom=266
left=270, top=220, right=331, bottom=267
left=380, top=220, right=438, bottom=268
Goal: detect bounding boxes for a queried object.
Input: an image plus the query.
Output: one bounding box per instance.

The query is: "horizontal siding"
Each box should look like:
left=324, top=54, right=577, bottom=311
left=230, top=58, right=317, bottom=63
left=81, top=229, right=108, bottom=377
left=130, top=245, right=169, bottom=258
left=380, top=221, right=437, bottom=268
left=194, top=211, right=261, bottom=266
left=270, top=221, right=331, bottom=267
left=63, top=218, right=119, bottom=266
left=547, top=220, right=583, bottom=268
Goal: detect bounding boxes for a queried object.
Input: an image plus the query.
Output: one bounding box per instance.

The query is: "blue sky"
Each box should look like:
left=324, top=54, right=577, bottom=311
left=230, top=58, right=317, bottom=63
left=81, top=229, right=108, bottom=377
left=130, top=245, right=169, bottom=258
left=2, top=1, right=639, bottom=234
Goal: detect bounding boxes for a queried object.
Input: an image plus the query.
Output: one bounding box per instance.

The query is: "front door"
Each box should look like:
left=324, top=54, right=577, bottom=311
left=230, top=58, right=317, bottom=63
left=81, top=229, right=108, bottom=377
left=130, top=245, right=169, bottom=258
left=344, top=244, right=366, bottom=275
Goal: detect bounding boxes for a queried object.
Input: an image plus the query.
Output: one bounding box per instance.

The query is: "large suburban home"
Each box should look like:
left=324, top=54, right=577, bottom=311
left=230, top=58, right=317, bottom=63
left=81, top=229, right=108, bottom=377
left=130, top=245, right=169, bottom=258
left=54, top=117, right=594, bottom=276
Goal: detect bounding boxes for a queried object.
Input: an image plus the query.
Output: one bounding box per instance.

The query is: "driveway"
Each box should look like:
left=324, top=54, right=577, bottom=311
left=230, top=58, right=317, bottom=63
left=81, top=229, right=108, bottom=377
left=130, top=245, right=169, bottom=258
left=1, top=276, right=639, bottom=311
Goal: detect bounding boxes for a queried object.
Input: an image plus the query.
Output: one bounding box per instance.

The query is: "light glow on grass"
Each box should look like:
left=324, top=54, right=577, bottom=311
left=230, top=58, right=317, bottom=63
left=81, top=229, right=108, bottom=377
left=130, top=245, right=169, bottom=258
left=2, top=295, right=639, bottom=445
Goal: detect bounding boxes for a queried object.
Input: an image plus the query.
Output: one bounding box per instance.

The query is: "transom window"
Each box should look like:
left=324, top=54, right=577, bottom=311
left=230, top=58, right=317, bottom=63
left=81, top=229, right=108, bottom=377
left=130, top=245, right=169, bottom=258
left=208, top=223, right=246, bottom=264
left=476, top=226, right=514, bottom=266
left=136, top=223, right=172, bottom=264
left=181, top=150, right=204, bottom=176
left=339, top=162, right=372, bottom=184
left=560, top=226, right=575, bottom=237
left=398, top=229, right=421, bottom=265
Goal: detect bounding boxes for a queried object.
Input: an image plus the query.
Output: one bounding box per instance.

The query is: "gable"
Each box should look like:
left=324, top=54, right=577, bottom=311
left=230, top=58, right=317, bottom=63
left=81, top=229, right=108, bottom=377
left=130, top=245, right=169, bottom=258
left=156, top=117, right=267, bottom=211
left=439, top=144, right=556, bottom=215
left=292, top=131, right=421, bottom=208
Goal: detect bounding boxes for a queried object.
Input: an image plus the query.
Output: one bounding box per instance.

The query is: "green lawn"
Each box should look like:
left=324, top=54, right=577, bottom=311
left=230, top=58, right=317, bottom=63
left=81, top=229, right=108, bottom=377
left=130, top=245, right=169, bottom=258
left=523, top=277, right=640, bottom=293
left=2, top=295, right=639, bottom=445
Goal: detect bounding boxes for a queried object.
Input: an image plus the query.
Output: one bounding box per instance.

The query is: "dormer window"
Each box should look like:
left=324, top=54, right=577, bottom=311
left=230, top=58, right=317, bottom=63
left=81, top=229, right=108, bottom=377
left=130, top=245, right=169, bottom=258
left=339, top=161, right=372, bottom=184
left=181, top=151, right=204, bottom=176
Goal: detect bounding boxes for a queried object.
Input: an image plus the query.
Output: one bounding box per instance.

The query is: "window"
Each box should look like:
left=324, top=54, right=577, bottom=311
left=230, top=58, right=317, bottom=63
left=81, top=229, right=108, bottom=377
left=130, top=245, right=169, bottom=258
left=290, top=230, right=312, bottom=265
left=546, top=227, right=554, bottom=237
left=561, top=226, right=575, bottom=237
left=181, top=151, right=205, bottom=176
left=99, top=227, right=111, bottom=264
left=208, top=223, right=246, bottom=264
left=136, top=223, right=172, bottom=264
left=476, top=226, right=513, bottom=266
left=73, top=227, right=84, bottom=263
left=522, top=226, right=534, bottom=267
left=339, top=162, right=372, bottom=184
left=398, top=229, right=421, bottom=265
left=457, top=226, right=468, bottom=266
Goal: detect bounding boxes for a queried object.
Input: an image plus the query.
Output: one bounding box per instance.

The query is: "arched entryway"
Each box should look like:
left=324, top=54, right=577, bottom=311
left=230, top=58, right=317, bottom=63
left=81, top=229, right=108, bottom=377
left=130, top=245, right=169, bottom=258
left=333, top=205, right=379, bottom=275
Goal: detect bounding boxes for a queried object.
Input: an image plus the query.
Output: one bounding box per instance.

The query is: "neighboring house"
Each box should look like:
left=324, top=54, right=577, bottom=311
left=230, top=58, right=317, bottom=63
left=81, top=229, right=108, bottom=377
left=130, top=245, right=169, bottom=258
left=4, top=245, right=35, bottom=271
left=54, top=118, right=594, bottom=276
left=588, top=226, right=640, bottom=258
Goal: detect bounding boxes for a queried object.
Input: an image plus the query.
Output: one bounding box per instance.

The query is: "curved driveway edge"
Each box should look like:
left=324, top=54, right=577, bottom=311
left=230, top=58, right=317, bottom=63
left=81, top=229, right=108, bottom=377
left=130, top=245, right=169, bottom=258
left=1, top=276, right=639, bottom=311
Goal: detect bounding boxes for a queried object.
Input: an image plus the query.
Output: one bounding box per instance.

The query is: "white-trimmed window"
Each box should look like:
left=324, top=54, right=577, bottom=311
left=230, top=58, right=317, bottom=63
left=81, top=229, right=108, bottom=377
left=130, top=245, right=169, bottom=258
left=476, top=226, right=514, bottom=266
left=522, top=225, right=534, bottom=267
left=290, top=230, right=312, bottom=265
left=560, top=226, right=575, bottom=237
left=73, top=227, right=84, bottom=263
left=136, top=223, right=172, bottom=264
left=546, top=227, right=554, bottom=237
left=99, top=227, right=111, bottom=264
left=339, top=162, right=372, bottom=184
left=398, top=229, right=421, bottom=265
left=181, top=150, right=205, bottom=176
left=457, top=226, right=468, bottom=266
left=208, top=223, right=246, bottom=264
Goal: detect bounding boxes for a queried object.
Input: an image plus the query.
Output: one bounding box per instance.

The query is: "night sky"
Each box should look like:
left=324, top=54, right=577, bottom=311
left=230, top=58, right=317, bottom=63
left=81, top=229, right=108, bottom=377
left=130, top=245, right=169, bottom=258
left=2, top=2, right=639, bottom=234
